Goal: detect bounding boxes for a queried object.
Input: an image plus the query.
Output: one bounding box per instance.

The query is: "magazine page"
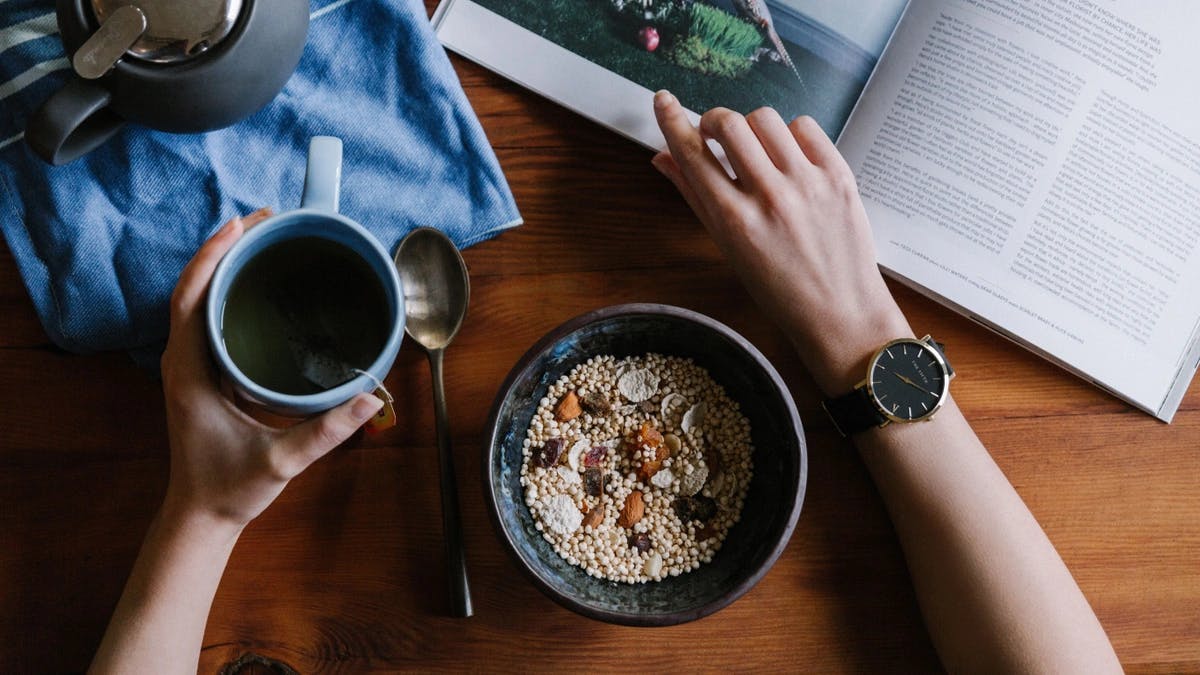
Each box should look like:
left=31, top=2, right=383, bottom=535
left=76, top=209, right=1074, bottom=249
left=836, top=0, right=1200, bottom=420
left=434, top=0, right=907, bottom=147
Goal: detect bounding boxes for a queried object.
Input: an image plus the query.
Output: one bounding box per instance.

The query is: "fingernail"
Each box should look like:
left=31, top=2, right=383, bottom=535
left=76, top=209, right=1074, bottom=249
left=216, top=217, right=239, bottom=237
left=352, top=394, right=384, bottom=422
left=654, top=90, right=674, bottom=110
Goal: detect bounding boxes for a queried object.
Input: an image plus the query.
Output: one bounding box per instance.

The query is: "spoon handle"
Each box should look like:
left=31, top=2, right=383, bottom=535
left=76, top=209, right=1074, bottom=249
left=429, top=348, right=473, bottom=617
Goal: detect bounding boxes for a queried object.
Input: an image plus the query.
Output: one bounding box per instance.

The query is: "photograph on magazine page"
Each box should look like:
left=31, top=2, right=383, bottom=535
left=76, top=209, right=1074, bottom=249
left=469, top=0, right=907, bottom=136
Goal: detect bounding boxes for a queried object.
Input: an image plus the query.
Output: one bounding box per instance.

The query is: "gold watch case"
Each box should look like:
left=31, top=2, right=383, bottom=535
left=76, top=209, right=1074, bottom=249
left=860, top=335, right=953, bottom=426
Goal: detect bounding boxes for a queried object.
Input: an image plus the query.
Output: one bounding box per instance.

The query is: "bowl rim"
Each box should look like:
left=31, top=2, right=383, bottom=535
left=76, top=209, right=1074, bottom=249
left=482, top=303, right=808, bottom=626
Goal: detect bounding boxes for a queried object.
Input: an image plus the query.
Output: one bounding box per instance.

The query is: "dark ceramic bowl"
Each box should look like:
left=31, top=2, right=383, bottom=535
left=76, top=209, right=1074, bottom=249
left=483, top=304, right=807, bottom=626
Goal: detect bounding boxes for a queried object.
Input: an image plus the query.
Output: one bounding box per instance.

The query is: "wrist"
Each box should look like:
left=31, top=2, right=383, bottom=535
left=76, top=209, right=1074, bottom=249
left=158, top=493, right=246, bottom=546
left=799, top=301, right=913, bottom=396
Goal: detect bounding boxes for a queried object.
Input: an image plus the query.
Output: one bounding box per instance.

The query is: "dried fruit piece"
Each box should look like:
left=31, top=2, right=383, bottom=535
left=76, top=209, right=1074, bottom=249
left=673, top=494, right=716, bottom=523
left=637, top=459, right=662, bottom=482
left=618, top=490, right=645, bottom=528
left=704, top=446, right=723, bottom=477
left=696, top=524, right=718, bottom=540
left=629, top=532, right=652, bottom=553
left=681, top=401, right=707, bottom=435
left=534, top=438, right=565, bottom=468
left=583, top=444, right=608, bottom=467
left=555, top=391, right=582, bottom=421
left=567, top=439, right=589, bottom=471
left=581, top=507, right=604, bottom=529
left=579, top=391, right=612, bottom=417
left=635, top=421, right=664, bottom=450
left=692, top=495, right=718, bottom=521
left=618, top=368, right=660, bottom=402
left=673, top=495, right=696, bottom=522
left=584, top=467, right=605, bottom=497
left=650, top=467, right=675, bottom=489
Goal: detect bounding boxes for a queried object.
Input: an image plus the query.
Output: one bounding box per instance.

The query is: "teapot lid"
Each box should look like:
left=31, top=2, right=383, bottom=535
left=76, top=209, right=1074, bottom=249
left=91, top=0, right=244, bottom=64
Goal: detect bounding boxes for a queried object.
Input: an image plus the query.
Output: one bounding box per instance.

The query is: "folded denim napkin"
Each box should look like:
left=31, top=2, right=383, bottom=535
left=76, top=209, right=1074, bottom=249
left=0, top=0, right=520, bottom=356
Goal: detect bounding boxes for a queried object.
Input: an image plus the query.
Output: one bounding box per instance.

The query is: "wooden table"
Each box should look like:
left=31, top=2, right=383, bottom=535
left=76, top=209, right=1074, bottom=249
left=3, top=9, right=1198, bottom=672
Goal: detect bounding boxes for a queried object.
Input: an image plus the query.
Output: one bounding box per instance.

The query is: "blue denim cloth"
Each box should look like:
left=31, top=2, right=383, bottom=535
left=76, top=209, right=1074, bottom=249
left=0, top=0, right=521, bottom=356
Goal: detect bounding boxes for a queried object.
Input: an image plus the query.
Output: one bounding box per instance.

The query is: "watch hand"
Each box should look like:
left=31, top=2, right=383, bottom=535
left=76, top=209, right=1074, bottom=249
left=893, top=373, right=934, bottom=396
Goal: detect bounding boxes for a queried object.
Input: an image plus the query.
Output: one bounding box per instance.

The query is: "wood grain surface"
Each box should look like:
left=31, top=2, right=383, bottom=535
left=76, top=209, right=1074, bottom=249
left=1, top=5, right=1197, bottom=672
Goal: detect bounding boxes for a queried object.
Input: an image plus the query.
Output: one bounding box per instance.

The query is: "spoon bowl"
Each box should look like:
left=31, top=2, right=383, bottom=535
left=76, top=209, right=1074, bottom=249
left=396, top=228, right=470, bottom=351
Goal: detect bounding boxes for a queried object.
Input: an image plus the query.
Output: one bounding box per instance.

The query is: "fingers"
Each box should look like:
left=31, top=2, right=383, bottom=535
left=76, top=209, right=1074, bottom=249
left=169, top=216, right=244, bottom=328
left=746, top=107, right=809, bottom=174
left=163, top=208, right=271, bottom=391
left=163, top=216, right=245, bottom=391
left=698, top=107, right=780, bottom=189
left=653, top=91, right=739, bottom=202
left=240, top=206, right=273, bottom=230
left=276, top=394, right=383, bottom=471
left=788, top=115, right=844, bottom=169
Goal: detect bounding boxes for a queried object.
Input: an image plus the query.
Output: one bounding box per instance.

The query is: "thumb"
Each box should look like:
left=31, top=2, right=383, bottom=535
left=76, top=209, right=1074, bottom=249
left=278, top=394, right=384, bottom=469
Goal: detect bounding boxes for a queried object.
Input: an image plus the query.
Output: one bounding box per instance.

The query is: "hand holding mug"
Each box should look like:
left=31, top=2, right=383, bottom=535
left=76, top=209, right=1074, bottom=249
left=161, top=210, right=382, bottom=529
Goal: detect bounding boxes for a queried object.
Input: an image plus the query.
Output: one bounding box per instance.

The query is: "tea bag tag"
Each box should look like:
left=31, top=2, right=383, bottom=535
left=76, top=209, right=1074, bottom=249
left=366, top=386, right=397, bottom=434
left=351, top=369, right=396, bottom=435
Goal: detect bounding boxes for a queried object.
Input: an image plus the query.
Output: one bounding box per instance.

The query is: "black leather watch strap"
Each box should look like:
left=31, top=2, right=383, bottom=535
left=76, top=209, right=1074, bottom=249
left=930, top=340, right=954, bottom=377
left=822, top=386, right=887, bottom=437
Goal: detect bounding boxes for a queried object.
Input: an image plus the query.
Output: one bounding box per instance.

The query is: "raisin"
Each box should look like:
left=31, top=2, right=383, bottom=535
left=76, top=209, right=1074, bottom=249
left=584, top=467, right=605, bottom=497
left=629, top=532, right=652, bottom=553
left=583, top=444, right=608, bottom=467
left=704, top=447, right=723, bottom=477
left=579, top=391, right=612, bottom=417
left=673, top=496, right=697, bottom=522
left=692, top=496, right=718, bottom=522
left=535, top=438, right=565, bottom=468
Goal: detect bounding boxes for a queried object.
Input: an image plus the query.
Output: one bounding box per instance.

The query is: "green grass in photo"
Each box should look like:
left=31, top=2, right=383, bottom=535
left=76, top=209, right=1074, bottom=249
left=688, top=3, right=762, bottom=59
left=668, top=4, right=762, bottom=78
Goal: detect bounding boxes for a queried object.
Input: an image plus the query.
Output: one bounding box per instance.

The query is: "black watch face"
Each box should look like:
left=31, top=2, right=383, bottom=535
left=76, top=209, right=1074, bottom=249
left=867, top=340, right=948, bottom=422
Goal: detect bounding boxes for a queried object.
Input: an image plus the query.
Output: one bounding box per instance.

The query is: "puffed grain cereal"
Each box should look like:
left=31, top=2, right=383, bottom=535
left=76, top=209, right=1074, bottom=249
left=519, top=354, right=754, bottom=583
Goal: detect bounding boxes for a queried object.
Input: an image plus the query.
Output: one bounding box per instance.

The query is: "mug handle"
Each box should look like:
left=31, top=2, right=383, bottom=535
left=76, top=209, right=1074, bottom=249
left=300, top=136, right=343, bottom=213
left=25, top=78, right=126, bottom=165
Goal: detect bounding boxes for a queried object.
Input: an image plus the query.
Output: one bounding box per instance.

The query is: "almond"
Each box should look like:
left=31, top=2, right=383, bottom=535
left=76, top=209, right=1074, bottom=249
left=555, top=391, right=582, bottom=421
left=618, top=490, right=645, bottom=528
left=581, top=507, right=603, bottom=529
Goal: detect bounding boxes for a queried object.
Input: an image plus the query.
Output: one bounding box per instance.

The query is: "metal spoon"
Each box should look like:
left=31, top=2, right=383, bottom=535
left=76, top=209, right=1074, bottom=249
left=395, top=227, right=473, bottom=618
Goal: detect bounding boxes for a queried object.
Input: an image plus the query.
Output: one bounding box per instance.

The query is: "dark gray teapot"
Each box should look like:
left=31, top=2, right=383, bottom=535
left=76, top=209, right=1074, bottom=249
left=26, top=0, right=308, bottom=165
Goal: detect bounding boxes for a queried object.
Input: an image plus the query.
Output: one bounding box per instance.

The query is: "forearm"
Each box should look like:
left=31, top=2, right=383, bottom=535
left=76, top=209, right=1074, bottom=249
left=856, top=399, right=1121, bottom=673
left=90, top=499, right=242, bottom=675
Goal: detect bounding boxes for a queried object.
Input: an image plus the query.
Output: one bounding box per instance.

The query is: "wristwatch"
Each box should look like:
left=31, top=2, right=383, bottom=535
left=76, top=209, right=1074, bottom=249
left=821, top=335, right=954, bottom=436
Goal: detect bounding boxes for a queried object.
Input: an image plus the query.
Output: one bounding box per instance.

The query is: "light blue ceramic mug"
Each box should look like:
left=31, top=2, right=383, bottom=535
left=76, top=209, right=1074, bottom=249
left=205, top=136, right=405, bottom=416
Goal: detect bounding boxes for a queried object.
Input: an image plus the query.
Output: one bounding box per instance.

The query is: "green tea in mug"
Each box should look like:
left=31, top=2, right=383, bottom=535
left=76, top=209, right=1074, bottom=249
left=220, top=236, right=391, bottom=395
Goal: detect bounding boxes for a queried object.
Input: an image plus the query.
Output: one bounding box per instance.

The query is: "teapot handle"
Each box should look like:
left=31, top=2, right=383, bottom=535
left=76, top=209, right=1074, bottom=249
left=25, top=78, right=126, bottom=165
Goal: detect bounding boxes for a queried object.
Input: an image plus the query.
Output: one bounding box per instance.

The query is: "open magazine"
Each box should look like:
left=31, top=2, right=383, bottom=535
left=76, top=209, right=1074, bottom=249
left=433, top=0, right=1200, bottom=422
